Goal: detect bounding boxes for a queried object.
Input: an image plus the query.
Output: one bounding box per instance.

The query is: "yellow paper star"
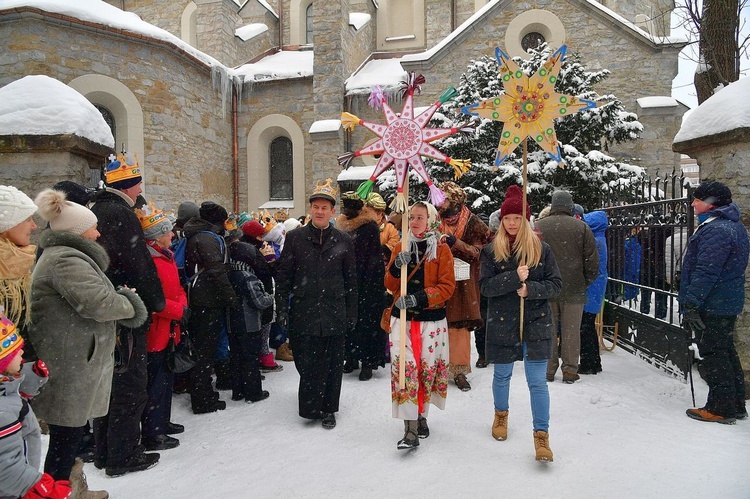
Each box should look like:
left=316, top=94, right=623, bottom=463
left=462, top=45, right=596, bottom=165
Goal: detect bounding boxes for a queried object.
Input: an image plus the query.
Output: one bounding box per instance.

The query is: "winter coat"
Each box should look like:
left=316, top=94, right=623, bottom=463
left=0, top=373, right=46, bottom=499
left=335, top=209, right=386, bottom=343
left=384, top=241, right=456, bottom=315
left=146, top=242, right=187, bottom=352
left=637, top=223, right=672, bottom=288
left=622, top=235, right=642, bottom=300
left=443, top=212, right=489, bottom=329
left=90, top=188, right=166, bottom=315
left=275, top=223, right=357, bottom=338
left=665, top=227, right=690, bottom=286
left=479, top=242, right=562, bottom=364
left=235, top=237, right=276, bottom=325
left=679, top=203, right=749, bottom=315
left=184, top=217, right=237, bottom=309
left=583, top=211, right=608, bottom=314
left=535, top=208, right=599, bottom=303
left=228, top=265, right=274, bottom=334
left=28, top=230, right=148, bottom=427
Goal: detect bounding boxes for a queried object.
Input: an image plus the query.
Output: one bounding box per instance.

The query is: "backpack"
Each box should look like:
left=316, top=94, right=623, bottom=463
left=172, top=231, right=226, bottom=289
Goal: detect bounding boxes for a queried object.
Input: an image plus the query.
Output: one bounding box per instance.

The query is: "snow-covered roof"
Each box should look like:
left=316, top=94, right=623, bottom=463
left=674, top=77, right=750, bottom=144
left=337, top=165, right=376, bottom=181
left=637, top=96, right=680, bottom=108
left=256, top=0, right=279, bottom=19
left=233, top=50, right=314, bottom=82
left=345, top=57, right=407, bottom=94
left=401, top=0, right=686, bottom=67
left=0, top=75, right=115, bottom=148
left=2, top=0, right=224, bottom=70
left=235, top=23, right=268, bottom=42
left=349, top=13, right=371, bottom=30
left=309, top=120, right=341, bottom=134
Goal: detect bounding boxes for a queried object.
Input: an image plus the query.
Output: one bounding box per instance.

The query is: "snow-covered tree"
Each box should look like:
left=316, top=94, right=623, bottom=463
left=379, top=46, right=646, bottom=218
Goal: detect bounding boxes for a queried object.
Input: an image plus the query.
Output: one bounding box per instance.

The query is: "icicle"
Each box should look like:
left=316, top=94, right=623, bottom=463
left=428, top=184, right=447, bottom=207
left=448, top=158, right=471, bottom=179
left=337, top=152, right=356, bottom=169
left=341, top=112, right=360, bottom=132
left=211, top=65, right=242, bottom=118
left=355, top=179, right=374, bottom=199
left=438, top=87, right=458, bottom=104
left=390, top=192, right=407, bottom=214
left=368, top=85, right=385, bottom=110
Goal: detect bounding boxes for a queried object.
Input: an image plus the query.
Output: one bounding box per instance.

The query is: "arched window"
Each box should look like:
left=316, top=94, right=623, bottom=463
left=269, top=137, right=293, bottom=200
left=305, top=3, right=313, bottom=44
left=95, top=105, right=116, bottom=143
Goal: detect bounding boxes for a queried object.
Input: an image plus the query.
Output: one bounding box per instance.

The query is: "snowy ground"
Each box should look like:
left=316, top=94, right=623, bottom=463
left=57, top=342, right=749, bottom=498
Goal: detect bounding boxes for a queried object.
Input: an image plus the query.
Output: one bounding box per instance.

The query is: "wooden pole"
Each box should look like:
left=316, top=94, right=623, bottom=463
left=398, top=181, right=409, bottom=390
left=520, top=138, right=528, bottom=341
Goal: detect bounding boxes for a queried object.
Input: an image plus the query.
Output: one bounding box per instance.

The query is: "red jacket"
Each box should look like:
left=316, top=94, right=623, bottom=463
left=146, top=241, right=187, bottom=352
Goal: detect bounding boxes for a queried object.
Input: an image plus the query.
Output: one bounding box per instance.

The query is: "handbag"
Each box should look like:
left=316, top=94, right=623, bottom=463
left=166, top=321, right=197, bottom=374
left=380, top=253, right=428, bottom=332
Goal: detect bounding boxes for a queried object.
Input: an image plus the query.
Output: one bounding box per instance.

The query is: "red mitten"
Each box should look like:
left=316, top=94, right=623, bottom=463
left=32, top=359, right=49, bottom=378
left=23, top=474, right=72, bottom=499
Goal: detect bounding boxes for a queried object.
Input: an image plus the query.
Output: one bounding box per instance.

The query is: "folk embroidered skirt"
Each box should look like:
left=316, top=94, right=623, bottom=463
left=389, top=317, right=450, bottom=420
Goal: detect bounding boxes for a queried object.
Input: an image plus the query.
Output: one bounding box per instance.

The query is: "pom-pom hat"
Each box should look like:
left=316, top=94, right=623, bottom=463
left=106, top=151, right=142, bottom=190
left=500, top=185, right=531, bottom=220
left=0, top=185, right=37, bottom=233
left=0, top=308, right=24, bottom=373
left=309, top=178, right=338, bottom=205
left=34, top=189, right=97, bottom=236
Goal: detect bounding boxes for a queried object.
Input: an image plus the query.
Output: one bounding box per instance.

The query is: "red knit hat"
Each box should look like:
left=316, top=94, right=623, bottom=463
left=500, top=185, right=531, bottom=220
left=242, top=220, right=265, bottom=239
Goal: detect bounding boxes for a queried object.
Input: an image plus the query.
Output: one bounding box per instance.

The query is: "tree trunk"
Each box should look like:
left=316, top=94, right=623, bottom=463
left=694, top=0, right=740, bottom=104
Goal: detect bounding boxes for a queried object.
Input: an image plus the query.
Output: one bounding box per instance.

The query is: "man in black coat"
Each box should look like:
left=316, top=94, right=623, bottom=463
left=90, top=152, right=166, bottom=477
left=183, top=201, right=238, bottom=414
left=275, top=180, right=357, bottom=429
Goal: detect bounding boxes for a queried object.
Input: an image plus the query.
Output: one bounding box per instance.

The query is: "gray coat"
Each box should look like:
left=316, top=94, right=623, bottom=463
left=28, top=230, right=147, bottom=427
left=479, top=242, right=562, bottom=363
left=535, top=209, right=599, bottom=303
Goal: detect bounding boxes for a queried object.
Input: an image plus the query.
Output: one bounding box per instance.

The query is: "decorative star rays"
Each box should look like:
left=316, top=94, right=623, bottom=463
left=462, top=45, right=596, bottom=166
left=338, top=73, right=473, bottom=213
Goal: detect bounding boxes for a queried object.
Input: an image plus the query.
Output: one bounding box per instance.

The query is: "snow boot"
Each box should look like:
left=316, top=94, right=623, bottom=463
left=417, top=415, right=429, bottom=439
left=454, top=374, right=471, bottom=391
left=397, top=420, right=419, bottom=450
left=259, top=353, right=283, bottom=373
left=533, top=431, right=553, bottom=462
left=213, top=360, right=232, bottom=390
left=492, top=410, right=508, bottom=441
left=358, top=366, right=373, bottom=381
left=275, top=342, right=293, bottom=362
left=70, top=458, right=109, bottom=499
left=686, top=407, right=736, bottom=424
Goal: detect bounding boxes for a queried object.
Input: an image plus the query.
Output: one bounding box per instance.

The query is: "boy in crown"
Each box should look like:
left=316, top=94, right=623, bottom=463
left=275, top=179, right=358, bottom=429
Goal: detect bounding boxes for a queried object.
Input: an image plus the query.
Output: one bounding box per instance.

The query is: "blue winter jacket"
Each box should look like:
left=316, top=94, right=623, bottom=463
left=678, top=203, right=749, bottom=315
left=583, top=211, right=608, bottom=314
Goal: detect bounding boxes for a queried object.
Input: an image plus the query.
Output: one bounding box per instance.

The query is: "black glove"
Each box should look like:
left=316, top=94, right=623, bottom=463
left=682, top=307, right=705, bottom=334
left=395, top=294, right=418, bottom=310
left=394, top=251, right=411, bottom=268
left=276, top=311, right=289, bottom=328
left=347, top=317, right=358, bottom=332
left=180, top=307, right=191, bottom=329
left=444, top=235, right=456, bottom=247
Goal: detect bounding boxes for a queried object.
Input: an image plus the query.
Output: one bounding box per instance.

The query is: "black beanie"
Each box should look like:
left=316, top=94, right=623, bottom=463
left=200, top=201, right=228, bottom=226
left=52, top=181, right=91, bottom=206
left=693, top=181, right=732, bottom=207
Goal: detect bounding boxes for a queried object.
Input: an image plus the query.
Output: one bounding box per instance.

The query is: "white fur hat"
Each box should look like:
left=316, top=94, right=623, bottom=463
left=0, top=185, right=38, bottom=233
left=34, top=189, right=97, bottom=236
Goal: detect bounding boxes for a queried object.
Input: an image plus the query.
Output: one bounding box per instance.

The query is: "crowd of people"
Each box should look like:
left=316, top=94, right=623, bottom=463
left=1, top=160, right=747, bottom=497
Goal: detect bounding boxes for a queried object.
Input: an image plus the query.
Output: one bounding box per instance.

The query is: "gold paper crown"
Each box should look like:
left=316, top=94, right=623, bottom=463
left=259, top=209, right=277, bottom=233
left=225, top=213, right=239, bottom=232
left=273, top=208, right=289, bottom=222
left=106, top=151, right=142, bottom=185
left=309, top=178, right=338, bottom=203
left=135, top=202, right=169, bottom=231
left=0, top=307, right=23, bottom=365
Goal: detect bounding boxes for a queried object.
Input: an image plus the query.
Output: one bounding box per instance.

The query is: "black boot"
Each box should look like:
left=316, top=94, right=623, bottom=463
left=417, top=415, right=430, bottom=439
left=359, top=366, right=373, bottom=381
left=397, top=420, right=419, bottom=450
left=214, top=360, right=232, bottom=390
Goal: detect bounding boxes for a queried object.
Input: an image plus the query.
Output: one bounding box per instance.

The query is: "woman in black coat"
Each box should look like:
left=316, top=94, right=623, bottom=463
left=478, top=186, right=561, bottom=462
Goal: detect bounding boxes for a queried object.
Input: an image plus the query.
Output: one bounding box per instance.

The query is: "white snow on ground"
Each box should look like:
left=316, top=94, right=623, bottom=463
left=50, top=341, right=750, bottom=498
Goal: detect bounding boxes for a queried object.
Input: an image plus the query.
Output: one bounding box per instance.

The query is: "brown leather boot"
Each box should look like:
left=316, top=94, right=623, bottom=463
left=492, top=410, right=508, bottom=441
left=275, top=342, right=294, bottom=362
left=70, top=457, right=109, bottom=498
left=533, top=431, right=553, bottom=462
